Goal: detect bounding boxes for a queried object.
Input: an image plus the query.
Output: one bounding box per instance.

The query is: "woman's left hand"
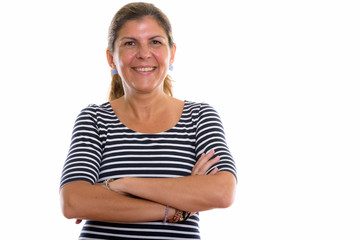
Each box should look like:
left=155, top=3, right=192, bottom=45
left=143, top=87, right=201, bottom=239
left=191, top=149, right=220, bottom=176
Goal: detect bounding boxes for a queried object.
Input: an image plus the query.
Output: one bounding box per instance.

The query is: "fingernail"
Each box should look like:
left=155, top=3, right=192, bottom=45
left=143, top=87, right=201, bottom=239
left=207, top=149, right=215, bottom=154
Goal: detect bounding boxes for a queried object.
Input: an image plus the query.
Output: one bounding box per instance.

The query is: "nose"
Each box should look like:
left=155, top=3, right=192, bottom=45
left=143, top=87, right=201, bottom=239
left=136, top=44, right=151, bottom=59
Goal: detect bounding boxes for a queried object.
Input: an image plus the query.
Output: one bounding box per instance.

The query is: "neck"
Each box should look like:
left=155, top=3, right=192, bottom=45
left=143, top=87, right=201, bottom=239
left=122, top=90, right=170, bottom=121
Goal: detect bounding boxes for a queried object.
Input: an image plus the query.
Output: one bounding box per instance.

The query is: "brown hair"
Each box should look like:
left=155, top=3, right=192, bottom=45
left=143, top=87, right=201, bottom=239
left=108, top=2, right=175, bottom=101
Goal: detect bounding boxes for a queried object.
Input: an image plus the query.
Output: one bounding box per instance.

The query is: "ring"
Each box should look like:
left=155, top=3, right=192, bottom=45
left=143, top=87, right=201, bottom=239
left=195, top=172, right=199, bottom=175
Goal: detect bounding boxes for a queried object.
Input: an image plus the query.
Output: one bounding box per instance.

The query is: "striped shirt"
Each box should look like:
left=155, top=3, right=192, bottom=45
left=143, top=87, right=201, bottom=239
left=60, top=100, right=237, bottom=240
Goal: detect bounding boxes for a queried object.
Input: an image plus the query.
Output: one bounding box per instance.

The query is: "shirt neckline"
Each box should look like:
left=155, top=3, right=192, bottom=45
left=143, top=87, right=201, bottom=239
left=106, top=100, right=187, bottom=135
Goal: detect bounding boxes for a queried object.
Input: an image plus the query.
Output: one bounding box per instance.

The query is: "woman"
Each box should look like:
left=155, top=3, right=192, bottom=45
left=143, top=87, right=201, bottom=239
left=60, top=2, right=237, bottom=239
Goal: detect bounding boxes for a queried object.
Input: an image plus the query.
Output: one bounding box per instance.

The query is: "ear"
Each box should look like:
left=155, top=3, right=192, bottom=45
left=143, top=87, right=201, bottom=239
left=106, top=49, right=116, bottom=69
left=169, top=43, right=176, bottom=66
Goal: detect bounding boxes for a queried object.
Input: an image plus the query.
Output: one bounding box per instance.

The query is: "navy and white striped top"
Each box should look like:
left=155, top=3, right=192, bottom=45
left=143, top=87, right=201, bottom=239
left=60, top=100, right=236, bottom=240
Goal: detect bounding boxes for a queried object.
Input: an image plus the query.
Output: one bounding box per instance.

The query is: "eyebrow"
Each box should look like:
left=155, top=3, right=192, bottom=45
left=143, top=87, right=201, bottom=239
left=119, top=35, right=166, bottom=42
left=150, top=35, right=166, bottom=40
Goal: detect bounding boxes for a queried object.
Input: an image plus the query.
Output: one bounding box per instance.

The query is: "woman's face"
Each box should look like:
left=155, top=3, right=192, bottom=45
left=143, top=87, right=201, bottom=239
left=108, top=16, right=176, bottom=96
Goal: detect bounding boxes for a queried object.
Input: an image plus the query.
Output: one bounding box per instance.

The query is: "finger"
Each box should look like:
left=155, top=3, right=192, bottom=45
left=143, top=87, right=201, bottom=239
left=199, top=155, right=220, bottom=174
left=192, top=150, right=215, bottom=175
left=193, top=151, right=216, bottom=175
left=192, top=153, right=206, bottom=175
left=200, top=150, right=215, bottom=164
left=190, top=212, right=198, bottom=217
left=209, top=167, right=219, bottom=175
left=75, top=219, right=82, bottom=224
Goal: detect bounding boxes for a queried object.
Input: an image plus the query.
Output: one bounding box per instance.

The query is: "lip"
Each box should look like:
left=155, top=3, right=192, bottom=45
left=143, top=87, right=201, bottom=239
left=131, top=66, right=157, bottom=75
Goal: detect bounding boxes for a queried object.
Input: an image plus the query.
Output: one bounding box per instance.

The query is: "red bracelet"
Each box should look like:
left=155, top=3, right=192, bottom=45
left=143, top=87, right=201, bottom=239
left=169, top=209, right=185, bottom=223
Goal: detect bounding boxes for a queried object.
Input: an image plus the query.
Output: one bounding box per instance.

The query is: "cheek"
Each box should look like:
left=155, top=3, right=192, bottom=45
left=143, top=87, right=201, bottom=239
left=154, top=49, right=171, bottom=65
left=117, top=50, right=136, bottom=68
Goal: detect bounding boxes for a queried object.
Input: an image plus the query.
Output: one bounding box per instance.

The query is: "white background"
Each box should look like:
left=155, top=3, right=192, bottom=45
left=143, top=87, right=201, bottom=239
left=1, top=0, right=359, bottom=239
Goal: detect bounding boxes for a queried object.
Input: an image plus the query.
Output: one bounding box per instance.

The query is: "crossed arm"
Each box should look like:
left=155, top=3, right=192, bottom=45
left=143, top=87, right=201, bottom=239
left=60, top=150, right=236, bottom=223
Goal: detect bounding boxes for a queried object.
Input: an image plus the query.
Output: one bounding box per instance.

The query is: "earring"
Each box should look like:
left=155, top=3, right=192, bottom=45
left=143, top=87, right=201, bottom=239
left=169, top=65, right=174, bottom=71
left=112, top=68, right=118, bottom=74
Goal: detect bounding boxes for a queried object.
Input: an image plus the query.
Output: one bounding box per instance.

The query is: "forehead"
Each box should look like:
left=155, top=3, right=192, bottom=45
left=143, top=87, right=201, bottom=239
left=118, top=16, right=167, bottom=39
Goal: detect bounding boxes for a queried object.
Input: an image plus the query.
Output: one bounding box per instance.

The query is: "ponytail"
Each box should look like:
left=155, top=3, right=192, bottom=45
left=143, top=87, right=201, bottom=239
left=108, top=73, right=124, bottom=101
left=163, top=75, right=173, bottom=97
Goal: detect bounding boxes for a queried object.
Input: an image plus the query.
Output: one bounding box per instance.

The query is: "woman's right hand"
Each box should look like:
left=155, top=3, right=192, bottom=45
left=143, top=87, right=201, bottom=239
left=191, top=149, right=220, bottom=176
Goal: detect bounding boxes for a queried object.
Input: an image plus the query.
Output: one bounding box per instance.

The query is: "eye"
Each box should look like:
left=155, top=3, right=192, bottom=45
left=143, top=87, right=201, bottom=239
left=124, top=41, right=135, bottom=46
left=151, top=40, right=162, bottom=45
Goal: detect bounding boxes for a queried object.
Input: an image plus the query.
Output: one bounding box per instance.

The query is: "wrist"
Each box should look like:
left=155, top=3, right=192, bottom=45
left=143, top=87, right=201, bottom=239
left=109, top=177, right=126, bottom=193
left=168, top=207, right=176, bottom=221
left=163, top=206, right=176, bottom=224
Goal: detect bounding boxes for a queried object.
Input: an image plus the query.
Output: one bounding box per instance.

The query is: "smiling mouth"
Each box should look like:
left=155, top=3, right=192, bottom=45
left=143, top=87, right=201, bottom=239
left=133, top=67, right=156, bottom=72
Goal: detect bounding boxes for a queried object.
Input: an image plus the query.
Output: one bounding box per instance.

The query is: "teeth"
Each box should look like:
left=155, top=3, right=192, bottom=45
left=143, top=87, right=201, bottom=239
left=135, top=67, right=155, bottom=72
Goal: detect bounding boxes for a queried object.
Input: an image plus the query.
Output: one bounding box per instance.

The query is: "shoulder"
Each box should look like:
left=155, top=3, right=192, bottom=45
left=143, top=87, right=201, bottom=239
left=76, top=102, right=115, bottom=122
left=78, top=102, right=112, bottom=114
left=184, top=100, right=220, bottom=117
left=183, top=101, right=222, bottom=129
